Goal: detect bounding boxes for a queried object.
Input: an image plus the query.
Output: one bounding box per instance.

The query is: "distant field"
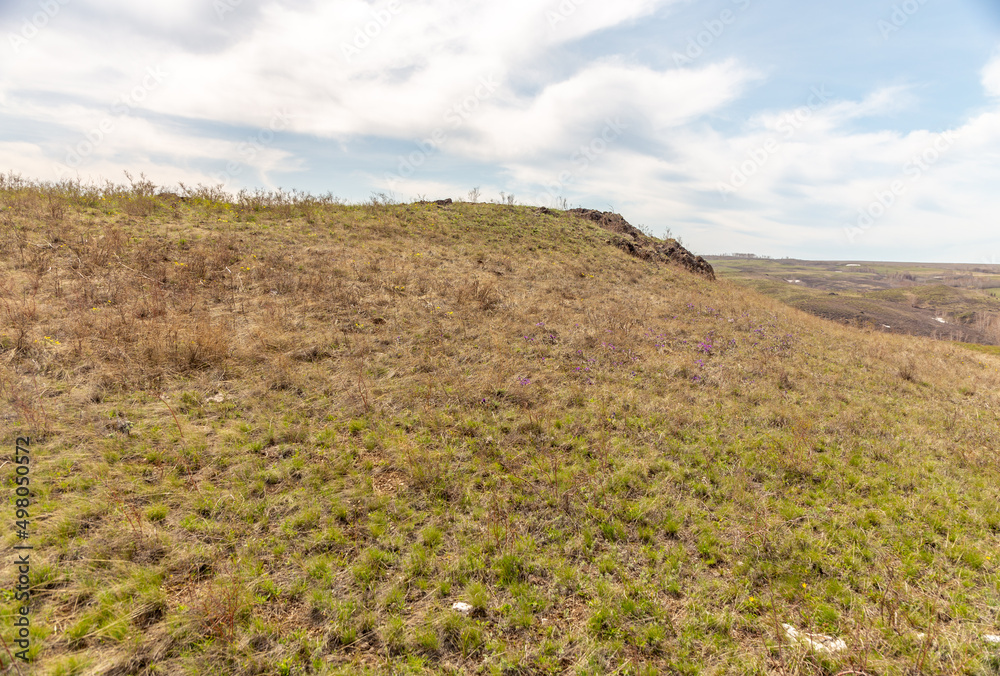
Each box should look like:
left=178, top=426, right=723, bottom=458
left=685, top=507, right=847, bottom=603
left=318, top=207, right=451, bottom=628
left=706, top=256, right=1000, bottom=345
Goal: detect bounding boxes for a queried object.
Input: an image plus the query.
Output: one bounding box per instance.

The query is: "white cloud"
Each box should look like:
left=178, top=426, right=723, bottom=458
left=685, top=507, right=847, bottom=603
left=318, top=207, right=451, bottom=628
left=449, top=59, right=758, bottom=162
left=982, top=50, right=1000, bottom=97
left=79, top=0, right=207, bottom=28
left=1, top=0, right=683, bottom=140
left=0, top=0, right=695, bottom=185
left=0, top=142, right=54, bottom=181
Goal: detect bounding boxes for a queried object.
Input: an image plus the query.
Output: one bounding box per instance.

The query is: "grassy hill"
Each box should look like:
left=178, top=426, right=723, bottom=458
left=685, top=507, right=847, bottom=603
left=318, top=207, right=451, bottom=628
left=3, top=178, right=1000, bottom=675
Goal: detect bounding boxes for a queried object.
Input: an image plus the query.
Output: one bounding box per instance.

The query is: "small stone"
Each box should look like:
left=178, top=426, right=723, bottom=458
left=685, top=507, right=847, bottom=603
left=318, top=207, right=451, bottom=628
left=451, top=602, right=473, bottom=615
left=207, top=393, right=225, bottom=403
left=985, top=634, right=1000, bottom=644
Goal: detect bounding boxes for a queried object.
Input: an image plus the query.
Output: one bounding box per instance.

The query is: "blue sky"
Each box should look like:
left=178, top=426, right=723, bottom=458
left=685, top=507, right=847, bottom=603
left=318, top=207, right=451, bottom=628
left=1, top=0, right=999, bottom=262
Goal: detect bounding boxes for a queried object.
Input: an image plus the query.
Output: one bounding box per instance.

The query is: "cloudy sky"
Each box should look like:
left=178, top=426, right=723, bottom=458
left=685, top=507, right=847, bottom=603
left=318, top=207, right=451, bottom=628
left=1, top=0, right=999, bottom=262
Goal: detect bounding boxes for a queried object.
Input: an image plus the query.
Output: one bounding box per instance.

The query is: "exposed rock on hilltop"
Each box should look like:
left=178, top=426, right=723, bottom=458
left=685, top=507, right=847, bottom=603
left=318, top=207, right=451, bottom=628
left=568, top=208, right=715, bottom=280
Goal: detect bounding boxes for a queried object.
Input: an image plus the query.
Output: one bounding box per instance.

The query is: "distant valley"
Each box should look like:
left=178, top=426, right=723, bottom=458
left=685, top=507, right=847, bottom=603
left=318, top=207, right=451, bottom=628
left=707, top=256, right=1000, bottom=349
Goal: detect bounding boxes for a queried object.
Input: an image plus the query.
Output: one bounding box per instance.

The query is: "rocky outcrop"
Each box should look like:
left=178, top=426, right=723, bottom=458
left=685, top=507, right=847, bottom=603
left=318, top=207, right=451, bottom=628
left=568, top=208, right=715, bottom=280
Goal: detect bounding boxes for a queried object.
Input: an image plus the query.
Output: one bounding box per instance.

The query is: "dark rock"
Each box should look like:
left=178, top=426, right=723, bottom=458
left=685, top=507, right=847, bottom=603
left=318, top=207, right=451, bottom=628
left=569, top=208, right=715, bottom=280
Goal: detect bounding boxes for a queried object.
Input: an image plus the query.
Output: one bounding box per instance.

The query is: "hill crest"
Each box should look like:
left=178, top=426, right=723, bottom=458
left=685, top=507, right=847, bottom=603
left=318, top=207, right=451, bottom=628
left=568, top=207, right=716, bottom=280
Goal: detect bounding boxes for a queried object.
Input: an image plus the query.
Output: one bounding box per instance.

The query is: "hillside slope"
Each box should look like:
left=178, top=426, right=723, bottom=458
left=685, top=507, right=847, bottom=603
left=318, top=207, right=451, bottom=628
left=2, top=180, right=1000, bottom=675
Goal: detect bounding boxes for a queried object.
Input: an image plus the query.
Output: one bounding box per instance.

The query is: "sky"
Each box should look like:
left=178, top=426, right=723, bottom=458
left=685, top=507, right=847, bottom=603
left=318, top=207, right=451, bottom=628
left=1, top=0, right=999, bottom=262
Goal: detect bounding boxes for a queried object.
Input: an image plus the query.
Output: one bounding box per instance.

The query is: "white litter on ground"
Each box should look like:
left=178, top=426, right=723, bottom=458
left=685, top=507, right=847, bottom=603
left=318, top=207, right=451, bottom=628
left=207, top=393, right=225, bottom=403
left=451, top=602, right=473, bottom=614
left=786, top=279, right=802, bottom=284
left=846, top=264, right=861, bottom=267
left=985, top=634, right=1000, bottom=644
left=935, top=318, right=947, bottom=324
left=782, top=624, right=847, bottom=654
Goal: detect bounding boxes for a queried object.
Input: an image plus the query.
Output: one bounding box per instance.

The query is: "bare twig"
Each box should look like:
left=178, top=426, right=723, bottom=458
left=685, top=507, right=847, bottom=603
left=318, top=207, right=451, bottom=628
left=915, top=611, right=938, bottom=674
left=156, top=392, right=185, bottom=440
left=357, top=366, right=371, bottom=413
left=0, top=630, right=25, bottom=675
